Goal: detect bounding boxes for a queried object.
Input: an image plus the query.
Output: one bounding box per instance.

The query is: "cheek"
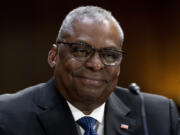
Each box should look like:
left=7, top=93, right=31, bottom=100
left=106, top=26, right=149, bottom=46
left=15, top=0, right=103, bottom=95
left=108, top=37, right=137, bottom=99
left=64, top=57, right=83, bottom=73
left=55, top=54, right=84, bottom=91
left=58, top=48, right=83, bottom=73
left=107, top=66, right=120, bottom=80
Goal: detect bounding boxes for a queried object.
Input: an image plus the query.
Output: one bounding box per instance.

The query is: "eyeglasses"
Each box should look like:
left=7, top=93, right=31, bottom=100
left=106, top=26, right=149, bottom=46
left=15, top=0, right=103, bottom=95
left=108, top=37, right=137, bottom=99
left=56, top=41, right=125, bottom=66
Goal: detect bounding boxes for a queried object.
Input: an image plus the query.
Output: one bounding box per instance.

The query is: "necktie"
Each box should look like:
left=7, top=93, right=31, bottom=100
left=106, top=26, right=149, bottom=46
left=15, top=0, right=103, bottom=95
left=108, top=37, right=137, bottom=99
left=77, top=116, right=98, bottom=135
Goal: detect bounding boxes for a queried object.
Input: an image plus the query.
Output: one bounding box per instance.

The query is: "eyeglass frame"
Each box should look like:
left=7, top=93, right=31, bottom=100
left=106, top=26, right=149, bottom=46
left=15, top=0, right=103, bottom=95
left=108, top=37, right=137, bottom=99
left=56, top=41, right=126, bottom=66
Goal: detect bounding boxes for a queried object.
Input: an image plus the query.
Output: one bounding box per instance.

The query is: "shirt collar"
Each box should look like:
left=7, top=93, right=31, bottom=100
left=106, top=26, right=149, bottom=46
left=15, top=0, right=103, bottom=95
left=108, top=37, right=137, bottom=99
left=67, top=101, right=105, bottom=124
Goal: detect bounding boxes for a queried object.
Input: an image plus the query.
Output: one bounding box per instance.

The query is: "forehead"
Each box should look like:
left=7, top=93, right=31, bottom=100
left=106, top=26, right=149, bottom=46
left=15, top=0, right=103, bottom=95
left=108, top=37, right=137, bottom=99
left=65, top=17, right=122, bottom=49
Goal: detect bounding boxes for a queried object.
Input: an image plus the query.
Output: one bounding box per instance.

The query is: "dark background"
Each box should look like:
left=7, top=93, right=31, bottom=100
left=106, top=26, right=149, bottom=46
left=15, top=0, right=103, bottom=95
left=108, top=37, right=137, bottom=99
left=0, top=0, right=180, bottom=110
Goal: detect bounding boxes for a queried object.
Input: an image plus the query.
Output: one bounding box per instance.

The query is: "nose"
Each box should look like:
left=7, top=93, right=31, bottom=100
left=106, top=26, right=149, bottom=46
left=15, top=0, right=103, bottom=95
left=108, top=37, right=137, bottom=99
left=85, top=52, right=105, bottom=71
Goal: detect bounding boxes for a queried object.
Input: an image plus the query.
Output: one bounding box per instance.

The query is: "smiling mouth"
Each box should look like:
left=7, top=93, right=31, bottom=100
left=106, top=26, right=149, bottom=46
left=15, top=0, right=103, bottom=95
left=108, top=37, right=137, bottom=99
left=74, top=75, right=108, bottom=83
left=76, top=77, right=106, bottom=87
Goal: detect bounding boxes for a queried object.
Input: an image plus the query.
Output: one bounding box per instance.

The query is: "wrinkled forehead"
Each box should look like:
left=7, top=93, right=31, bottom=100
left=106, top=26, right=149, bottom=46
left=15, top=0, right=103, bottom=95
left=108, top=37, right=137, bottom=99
left=72, top=17, right=122, bottom=45
left=72, top=16, right=111, bottom=32
left=73, top=15, right=120, bottom=29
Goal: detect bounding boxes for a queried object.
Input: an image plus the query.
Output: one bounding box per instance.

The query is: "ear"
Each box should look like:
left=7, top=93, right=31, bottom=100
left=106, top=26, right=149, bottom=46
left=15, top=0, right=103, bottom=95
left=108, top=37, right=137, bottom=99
left=48, top=44, right=58, bottom=68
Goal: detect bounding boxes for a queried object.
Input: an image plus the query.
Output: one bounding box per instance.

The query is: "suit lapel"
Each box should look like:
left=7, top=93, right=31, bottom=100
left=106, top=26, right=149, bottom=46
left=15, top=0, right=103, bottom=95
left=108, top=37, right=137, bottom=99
left=104, top=91, right=136, bottom=135
left=36, top=78, right=78, bottom=135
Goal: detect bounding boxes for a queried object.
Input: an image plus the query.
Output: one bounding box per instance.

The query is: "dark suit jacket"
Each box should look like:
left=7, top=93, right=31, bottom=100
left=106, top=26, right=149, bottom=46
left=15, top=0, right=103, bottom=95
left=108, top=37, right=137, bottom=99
left=0, top=78, right=179, bottom=135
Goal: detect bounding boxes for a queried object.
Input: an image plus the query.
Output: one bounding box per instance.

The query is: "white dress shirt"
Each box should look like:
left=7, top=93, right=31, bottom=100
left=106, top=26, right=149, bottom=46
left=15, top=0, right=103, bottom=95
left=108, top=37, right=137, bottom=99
left=67, top=101, right=105, bottom=135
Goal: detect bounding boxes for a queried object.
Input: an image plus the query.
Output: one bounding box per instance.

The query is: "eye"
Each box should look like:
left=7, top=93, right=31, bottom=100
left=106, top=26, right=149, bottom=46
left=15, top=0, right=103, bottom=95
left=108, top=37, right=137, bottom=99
left=103, top=53, right=117, bottom=62
left=70, top=44, right=92, bottom=59
left=101, top=51, right=121, bottom=63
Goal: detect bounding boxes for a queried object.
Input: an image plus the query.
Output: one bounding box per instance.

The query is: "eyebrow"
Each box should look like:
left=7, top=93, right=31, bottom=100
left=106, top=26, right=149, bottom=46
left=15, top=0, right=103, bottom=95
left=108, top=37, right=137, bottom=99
left=73, top=41, right=120, bottom=50
left=102, top=46, right=119, bottom=50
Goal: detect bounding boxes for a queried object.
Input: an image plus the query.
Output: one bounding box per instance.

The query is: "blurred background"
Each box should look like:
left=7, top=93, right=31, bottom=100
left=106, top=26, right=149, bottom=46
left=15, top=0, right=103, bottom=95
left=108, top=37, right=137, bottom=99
left=0, top=0, right=180, bottom=111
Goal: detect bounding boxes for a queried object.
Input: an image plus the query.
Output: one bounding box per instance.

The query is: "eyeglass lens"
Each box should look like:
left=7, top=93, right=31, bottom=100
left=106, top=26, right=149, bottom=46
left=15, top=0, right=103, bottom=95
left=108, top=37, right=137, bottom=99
left=69, top=43, right=123, bottom=66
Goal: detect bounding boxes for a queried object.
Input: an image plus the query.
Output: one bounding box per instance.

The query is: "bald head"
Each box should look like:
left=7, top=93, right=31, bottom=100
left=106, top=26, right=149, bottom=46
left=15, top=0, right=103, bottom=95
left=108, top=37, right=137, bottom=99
left=56, top=6, right=124, bottom=46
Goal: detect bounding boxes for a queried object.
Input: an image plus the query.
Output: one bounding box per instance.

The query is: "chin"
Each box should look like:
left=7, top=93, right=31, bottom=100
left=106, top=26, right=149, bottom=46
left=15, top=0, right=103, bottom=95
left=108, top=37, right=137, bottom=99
left=77, top=88, right=108, bottom=102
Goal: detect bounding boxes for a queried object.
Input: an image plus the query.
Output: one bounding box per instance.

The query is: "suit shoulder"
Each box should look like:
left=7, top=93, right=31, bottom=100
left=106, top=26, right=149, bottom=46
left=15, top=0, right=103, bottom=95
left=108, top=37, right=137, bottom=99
left=0, top=83, right=45, bottom=108
left=114, top=86, right=171, bottom=106
left=143, top=92, right=169, bottom=103
left=115, top=86, right=169, bottom=100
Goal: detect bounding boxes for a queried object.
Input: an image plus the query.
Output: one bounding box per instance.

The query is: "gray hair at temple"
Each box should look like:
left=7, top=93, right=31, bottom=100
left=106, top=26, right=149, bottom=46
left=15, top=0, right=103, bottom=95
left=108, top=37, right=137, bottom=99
left=56, top=6, right=124, bottom=46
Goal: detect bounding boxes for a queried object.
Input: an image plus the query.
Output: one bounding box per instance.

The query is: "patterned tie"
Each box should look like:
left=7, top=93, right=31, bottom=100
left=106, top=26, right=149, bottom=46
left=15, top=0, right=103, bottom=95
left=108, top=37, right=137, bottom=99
left=77, top=116, right=98, bottom=135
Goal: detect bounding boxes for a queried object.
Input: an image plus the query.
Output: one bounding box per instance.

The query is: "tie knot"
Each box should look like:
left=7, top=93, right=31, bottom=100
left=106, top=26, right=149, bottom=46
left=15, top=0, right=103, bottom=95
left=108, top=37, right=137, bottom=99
left=77, top=116, right=97, bottom=130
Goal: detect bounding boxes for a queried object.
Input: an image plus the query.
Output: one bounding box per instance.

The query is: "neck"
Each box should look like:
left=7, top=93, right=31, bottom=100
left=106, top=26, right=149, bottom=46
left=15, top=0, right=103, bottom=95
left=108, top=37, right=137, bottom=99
left=69, top=100, right=102, bottom=113
left=82, top=111, right=92, bottom=115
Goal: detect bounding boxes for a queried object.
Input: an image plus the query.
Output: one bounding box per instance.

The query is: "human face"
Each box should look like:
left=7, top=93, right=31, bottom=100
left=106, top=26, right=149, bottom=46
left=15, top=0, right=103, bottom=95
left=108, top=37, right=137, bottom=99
left=53, top=17, right=123, bottom=110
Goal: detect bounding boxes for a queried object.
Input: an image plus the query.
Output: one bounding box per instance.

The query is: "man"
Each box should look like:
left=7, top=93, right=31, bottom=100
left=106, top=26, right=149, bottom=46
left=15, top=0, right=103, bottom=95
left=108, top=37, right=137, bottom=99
left=0, top=6, right=179, bottom=135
